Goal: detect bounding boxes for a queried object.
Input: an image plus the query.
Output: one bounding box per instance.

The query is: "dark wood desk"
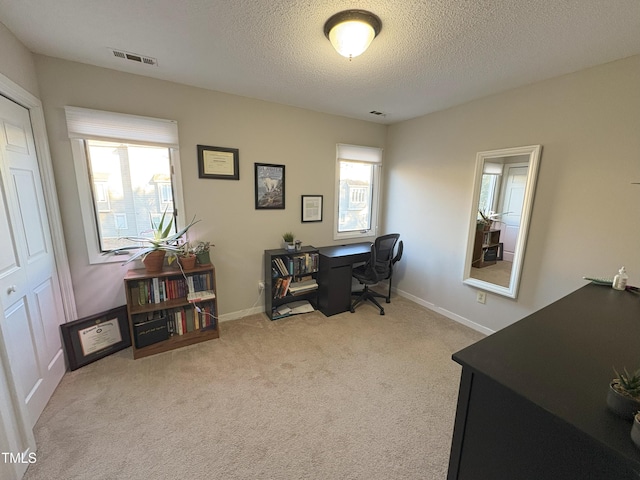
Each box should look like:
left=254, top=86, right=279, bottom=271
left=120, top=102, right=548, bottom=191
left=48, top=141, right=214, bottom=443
left=448, top=284, right=640, bottom=479
left=316, top=242, right=371, bottom=316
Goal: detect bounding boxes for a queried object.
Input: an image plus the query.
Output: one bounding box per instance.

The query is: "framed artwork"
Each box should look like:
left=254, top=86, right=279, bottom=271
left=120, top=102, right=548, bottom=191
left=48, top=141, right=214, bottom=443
left=197, top=145, right=240, bottom=180
left=301, top=195, right=323, bottom=222
left=255, top=163, right=285, bottom=209
left=60, top=305, right=131, bottom=371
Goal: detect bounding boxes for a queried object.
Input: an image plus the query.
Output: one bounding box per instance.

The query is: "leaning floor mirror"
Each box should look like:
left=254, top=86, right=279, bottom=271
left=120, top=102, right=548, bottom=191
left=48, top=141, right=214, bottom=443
left=463, top=145, right=542, bottom=298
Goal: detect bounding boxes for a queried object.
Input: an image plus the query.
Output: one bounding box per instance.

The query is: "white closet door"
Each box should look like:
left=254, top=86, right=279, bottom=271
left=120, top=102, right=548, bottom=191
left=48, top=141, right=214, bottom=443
left=0, top=94, right=66, bottom=430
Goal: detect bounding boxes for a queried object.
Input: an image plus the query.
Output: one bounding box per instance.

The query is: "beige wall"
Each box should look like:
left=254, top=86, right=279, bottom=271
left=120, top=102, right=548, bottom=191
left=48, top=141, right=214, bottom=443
left=34, top=55, right=386, bottom=318
left=384, top=55, right=640, bottom=332
left=0, top=22, right=39, bottom=97
left=16, top=43, right=639, bottom=331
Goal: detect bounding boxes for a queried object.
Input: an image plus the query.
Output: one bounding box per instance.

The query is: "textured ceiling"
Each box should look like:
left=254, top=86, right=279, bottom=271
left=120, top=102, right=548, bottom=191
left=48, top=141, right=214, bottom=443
left=1, top=0, right=639, bottom=124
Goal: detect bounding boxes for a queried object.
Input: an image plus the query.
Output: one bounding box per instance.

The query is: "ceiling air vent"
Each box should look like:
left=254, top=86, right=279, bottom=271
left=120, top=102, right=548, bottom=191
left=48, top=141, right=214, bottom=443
left=110, top=48, right=158, bottom=66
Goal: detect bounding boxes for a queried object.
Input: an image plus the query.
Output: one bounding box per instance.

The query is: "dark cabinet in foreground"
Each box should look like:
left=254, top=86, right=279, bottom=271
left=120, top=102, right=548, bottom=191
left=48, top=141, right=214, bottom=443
left=448, top=284, right=640, bottom=479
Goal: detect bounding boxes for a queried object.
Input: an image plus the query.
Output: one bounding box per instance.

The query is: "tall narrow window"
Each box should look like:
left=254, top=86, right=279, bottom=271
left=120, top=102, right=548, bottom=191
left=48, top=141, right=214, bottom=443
left=65, top=107, right=185, bottom=264
left=478, top=161, right=503, bottom=220
left=334, top=144, right=382, bottom=240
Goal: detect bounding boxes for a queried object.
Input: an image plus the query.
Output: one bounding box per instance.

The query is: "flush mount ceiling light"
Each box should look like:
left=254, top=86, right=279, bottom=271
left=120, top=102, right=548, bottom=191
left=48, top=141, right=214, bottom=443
left=323, top=9, right=382, bottom=60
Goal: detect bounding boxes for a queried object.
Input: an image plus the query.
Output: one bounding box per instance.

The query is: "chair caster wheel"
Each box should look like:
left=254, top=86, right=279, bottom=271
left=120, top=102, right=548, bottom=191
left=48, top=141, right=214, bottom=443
left=380, top=309, right=385, bottom=315
left=385, top=299, right=391, bottom=304
left=350, top=308, right=355, bottom=313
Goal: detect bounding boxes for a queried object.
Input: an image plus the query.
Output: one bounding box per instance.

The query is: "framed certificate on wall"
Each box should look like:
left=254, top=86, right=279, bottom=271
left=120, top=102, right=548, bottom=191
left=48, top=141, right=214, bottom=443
left=197, top=145, right=240, bottom=180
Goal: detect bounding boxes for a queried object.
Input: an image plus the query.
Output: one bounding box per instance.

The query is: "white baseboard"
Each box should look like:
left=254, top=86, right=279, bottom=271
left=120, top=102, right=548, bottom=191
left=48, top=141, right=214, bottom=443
left=218, top=305, right=264, bottom=323
left=390, top=285, right=494, bottom=336
left=221, top=285, right=494, bottom=336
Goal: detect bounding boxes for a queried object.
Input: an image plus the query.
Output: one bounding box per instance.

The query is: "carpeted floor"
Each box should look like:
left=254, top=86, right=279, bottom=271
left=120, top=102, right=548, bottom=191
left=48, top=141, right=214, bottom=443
left=23, top=295, right=483, bottom=480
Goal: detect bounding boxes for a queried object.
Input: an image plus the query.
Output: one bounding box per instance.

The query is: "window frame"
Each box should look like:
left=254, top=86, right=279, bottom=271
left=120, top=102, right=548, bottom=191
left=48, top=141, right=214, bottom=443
left=333, top=144, right=382, bottom=241
left=67, top=108, right=185, bottom=265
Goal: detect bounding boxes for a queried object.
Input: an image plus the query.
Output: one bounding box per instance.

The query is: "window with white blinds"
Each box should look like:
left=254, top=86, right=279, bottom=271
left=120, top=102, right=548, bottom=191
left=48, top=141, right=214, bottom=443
left=65, top=107, right=185, bottom=264
left=334, top=143, right=383, bottom=240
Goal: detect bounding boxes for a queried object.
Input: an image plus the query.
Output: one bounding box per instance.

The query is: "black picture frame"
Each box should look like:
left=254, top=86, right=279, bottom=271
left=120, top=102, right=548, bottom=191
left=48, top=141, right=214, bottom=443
left=197, top=145, right=240, bottom=180
left=301, top=195, right=323, bottom=222
left=255, top=163, right=285, bottom=209
left=60, top=305, right=131, bottom=371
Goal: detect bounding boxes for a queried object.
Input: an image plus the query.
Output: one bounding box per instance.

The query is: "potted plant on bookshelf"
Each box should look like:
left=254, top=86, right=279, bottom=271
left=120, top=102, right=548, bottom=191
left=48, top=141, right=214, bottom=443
left=477, top=209, right=509, bottom=231
left=282, top=232, right=295, bottom=251
left=606, top=367, right=640, bottom=420
left=104, top=209, right=199, bottom=273
left=477, top=209, right=492, bottom=231
left=193, top=241, right=212, bottom=265
left=176, top=242, right=198, bottom=271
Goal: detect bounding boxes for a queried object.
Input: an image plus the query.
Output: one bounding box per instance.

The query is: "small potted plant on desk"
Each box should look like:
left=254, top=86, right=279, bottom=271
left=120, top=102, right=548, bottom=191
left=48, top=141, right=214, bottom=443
left=282, top=232, right=295, bottom=251
left=193, top=241, right=212, bottom=266
left=606, top=367, right=640, bottom=420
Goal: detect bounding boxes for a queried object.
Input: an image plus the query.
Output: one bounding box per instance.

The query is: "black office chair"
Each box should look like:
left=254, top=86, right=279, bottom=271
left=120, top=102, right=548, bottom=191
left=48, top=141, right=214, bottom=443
left=350, top=234, right=401, bottom=316
left=386, top=240, right=403, bottom=301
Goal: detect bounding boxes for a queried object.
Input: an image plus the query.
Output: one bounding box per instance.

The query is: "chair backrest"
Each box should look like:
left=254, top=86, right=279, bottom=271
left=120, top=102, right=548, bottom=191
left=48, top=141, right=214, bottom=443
left=392, top=240, right=403, bottom=266
left=366, top=234, right=400, bottom=281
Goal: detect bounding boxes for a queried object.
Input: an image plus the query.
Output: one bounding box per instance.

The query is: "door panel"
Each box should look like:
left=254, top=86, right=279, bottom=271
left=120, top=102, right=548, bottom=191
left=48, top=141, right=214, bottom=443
left=0, top=95, right=66, bottom=428
left=0, top=181, right=22, bottom=309
left=3, top=300, right=40, bottom=405
left=498, top=165, right=527, bottom=262
left=34, top=279, right=61, bottom=364
left=12, top=169, right=47, bottom=259
left=3, top=119, right=28, bottom=152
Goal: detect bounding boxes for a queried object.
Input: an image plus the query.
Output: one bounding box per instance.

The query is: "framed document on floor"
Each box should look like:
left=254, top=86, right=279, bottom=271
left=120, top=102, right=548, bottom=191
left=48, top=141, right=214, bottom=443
left=60, top=305, right=131, bottom=371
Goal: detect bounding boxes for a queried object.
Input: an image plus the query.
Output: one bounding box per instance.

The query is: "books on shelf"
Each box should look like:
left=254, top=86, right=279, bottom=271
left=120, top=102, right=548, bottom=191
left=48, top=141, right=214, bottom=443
left=132, top=301, right=217, bottom=345
left=271, top=253, right=319, bottom=277
left=187, top=290, right=216, bottom=302
left=130, top=273, right=213, bottom=305
left=266, top=248, right=320, bottom=321
left=125, top=265, right=219, bottom=359
left=292, top=253, right=319, bottom=276
left=288, top=279, right=318, bottom=295
left=271, top=278, right=318, bottom=298
left=272, top=277, right=292, bottom=299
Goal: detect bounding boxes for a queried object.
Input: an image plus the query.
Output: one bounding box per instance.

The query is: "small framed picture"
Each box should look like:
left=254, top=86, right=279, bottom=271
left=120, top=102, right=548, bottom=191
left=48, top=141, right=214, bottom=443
left=255, top=163, right=285, bottom=209
left=301, top=195, right=323, bottom=222
left=60, top=306, right=131, bottom=371
left=197, top=145, right=240, bottom=180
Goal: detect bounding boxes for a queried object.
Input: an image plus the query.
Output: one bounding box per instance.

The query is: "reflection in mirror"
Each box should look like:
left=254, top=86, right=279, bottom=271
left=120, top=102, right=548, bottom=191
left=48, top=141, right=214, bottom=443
left=463, top=145, right=542, bottom=298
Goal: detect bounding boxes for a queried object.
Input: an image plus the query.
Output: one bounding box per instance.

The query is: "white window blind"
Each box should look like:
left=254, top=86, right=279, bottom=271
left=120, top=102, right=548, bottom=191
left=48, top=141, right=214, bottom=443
left=483, top=162, right=504, bottom=175
left=337, top=143, right=383, bottom=163
left=334, top=143, right=382, bottom=240
left=64, top=106, right=179, bottom=148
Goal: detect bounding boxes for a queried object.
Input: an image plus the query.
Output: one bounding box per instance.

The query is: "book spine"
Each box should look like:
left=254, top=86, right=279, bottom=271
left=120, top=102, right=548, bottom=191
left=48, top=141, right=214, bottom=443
left=153, top=278, right=160, bottom=304
left=138, top=281, right=146, bottom=305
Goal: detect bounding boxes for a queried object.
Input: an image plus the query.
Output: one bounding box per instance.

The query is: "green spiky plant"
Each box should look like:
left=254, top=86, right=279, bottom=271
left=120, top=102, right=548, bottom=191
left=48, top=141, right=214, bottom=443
left=104, top=208, right=200, bottom=265
left=613, top=367, right=640, bottom=399
left=282, top=232, right=295, bottom=243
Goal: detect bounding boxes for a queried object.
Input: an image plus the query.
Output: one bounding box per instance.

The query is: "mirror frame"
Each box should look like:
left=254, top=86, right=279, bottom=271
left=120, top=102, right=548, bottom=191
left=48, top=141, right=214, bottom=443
left=463, top=145, right=542, bottom=298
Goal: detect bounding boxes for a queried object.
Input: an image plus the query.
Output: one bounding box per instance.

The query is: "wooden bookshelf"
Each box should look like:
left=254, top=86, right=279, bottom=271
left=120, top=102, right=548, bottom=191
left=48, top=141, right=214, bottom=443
left=124, top=264, right=219, bottom=359
left=472, top=229, right=502, bottom=268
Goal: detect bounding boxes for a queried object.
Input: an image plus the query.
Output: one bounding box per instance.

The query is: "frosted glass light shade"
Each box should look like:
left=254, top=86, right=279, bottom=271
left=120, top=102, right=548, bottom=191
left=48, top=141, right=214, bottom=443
left=324, top=10, right=382, bottom=59
left=329, top=21, right=375, bottom=58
